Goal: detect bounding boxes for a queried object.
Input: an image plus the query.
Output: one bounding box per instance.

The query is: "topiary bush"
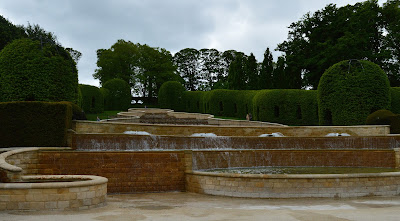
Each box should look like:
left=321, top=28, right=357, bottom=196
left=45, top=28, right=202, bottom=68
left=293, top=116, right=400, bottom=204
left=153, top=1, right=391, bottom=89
left=59, top=101, right=86, bottom=121
left=390, top=87, right=400, bottom=114
left=182, top=91, right=205, bottom=113
left=158, top=81, right=185, bottom=111
left=0, top=101, right=72, bottom=147
left=100, top=87, right=111, bottom=111
left=79, top=84, right=104, bottom=114
left=366, top=109, right=400, bottom=134
left=0, top=38, right=78, bottom=103
left=318, top=60, right=391, bottom=126
left=102, top=78, right=132, bottom=111
left=253, top=89, right=318, bottom=125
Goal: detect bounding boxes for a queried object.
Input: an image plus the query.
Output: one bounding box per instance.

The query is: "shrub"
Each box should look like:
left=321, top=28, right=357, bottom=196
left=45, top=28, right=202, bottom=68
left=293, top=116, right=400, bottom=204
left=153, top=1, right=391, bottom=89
left=0, top=38, right=78, bottom=103
left=100, top=88, right=111, bottom=111
left=366, top=109, right=400, bottom=134
left=158, top=81, right=185, bottom=111
left=253, top=89, right=318, bottom=125
left=390, top=87, right=400, bottom=114
left=102, top=78, right=131, bottom=111
left=79, top=84, right=104, bottom=114
left=182, top=91, right=206, bottom=113
left=0, top=101, right=72, bottom=147
left=318, top=60, right=391, bottom=126
left=59, top=101, right=86, bottom=120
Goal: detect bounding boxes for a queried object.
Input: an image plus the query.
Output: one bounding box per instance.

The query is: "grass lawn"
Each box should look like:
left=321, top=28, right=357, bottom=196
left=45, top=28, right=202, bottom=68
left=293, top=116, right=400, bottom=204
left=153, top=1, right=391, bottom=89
left=86, top=110, right=122, bottom=121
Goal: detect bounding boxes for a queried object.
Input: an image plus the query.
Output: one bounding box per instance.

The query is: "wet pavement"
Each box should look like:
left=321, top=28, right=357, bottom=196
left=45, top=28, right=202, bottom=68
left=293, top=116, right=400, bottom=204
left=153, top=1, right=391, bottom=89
left=2, top=192, right=400, bottom=221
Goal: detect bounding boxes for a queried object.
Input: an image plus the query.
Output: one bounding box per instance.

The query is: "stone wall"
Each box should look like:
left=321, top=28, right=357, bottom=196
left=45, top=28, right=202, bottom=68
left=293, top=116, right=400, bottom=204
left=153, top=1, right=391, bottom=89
left=74, top=121, right=390, bottom=137
left=37, top=151, right=186, bottom=193
left=186, top=172, right=400, bottom=198
left=191, top=150, right=396, bottom=170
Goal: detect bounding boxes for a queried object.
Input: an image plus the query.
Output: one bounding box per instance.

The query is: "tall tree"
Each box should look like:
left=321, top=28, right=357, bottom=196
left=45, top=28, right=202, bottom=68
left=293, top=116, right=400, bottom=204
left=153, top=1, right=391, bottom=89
left=277, top=0, right=393, bottom=88
left=199, top=48, right=221, bottom=90
left=227, top=52, right=247, bottom=90
left=246, top=53, right=259, bottom=89
left=173, top=48, right=201, bottom=91
left=0, top=15, right=26, bottom=52
left=259, top=48, right=274, bottom=89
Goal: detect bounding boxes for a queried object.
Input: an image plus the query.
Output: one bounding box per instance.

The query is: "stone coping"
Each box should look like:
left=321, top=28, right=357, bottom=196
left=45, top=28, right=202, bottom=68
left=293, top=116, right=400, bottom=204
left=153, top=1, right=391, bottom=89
left=0, top=175, right=108, bottom=189
left=0, top=147, right=71, bottom=173
left=188, top=170, right=400, bottom=179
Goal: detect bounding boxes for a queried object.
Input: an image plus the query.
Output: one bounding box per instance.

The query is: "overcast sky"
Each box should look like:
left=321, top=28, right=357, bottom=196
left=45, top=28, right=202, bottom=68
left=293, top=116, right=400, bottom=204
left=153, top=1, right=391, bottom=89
left=0, top=0, right=386, bottom=86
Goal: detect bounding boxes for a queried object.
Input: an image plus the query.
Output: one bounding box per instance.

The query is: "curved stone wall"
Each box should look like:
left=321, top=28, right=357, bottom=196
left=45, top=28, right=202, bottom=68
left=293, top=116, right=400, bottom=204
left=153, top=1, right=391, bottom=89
left=186, top=171, right=400, bottom=198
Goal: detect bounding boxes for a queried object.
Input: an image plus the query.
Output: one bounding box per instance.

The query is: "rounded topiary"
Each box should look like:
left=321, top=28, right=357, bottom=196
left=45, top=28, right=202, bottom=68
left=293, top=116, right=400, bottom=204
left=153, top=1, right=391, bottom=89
left=0, top=38, right=78, bottom=103
left=79, top=84, right=104, bottom=114
left=366, top=109, right=400, bottom=134
left=102, top=78, right=131, bottom=111
left=100, top=87, right=111, bottom=111
left=158, top=81, right=185, bottom=111
left=318, top=60, right=391, bottom=126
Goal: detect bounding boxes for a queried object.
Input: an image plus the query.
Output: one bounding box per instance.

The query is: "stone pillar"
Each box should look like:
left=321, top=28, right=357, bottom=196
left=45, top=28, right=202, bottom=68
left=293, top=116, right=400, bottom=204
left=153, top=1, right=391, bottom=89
left=184, top=150, right=193, bottom=172
left=394, top=148, right=400, bottom=169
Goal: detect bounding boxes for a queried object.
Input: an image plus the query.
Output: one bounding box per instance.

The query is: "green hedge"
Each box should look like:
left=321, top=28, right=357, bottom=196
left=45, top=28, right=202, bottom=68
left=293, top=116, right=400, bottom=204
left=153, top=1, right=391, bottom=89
left=390, top=87, right=400, bottom=114
left=253, top=89, right=318, bottom=125
left=318, top=60, right=391, bottom=125
left=182, top=91, right=206, bottom=113
left=0, top=38, right=78, bottom=103
left=158, top=81, right=185, bottom=111
left=0, top=101, right=72, bottom=147
left=366, top=109, right=400, bottom=134
left=99, top=88, right=111, bottom=111
left=79, top=84, right=104, bottom=113
left=102, top=78, right=131, bottom=111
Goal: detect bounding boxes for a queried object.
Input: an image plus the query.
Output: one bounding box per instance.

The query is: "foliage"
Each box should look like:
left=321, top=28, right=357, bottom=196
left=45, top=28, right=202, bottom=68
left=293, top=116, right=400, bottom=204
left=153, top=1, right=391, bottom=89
left=277, top=1, right=397, bottom=88
left=391, top=87, right=400, bottom=114
left=0, top=38, right=78, bottom=103
left=79, top=84, right=104, bottom=114
left=0, top=15, right=26, bottom=52
left=365, top=109, right=400, bottom=134
left=158, top=81, right=185, bottom=111
left=0, top=101, right=72, bottom=147
left=253, top=89, right=318, bottom=125
left=227, top=53, right=247, bottom=90
left=99, top=87, right=111, bottom=111
left=318, top=60, right=391, bottom=126
left=182, top=91, right=206, bottom=113
left=59, top=101, right=86, bottom=120
left=174, top=48, right=201, bottom=91
left=103, top=78, right=132, bottom=111
left=259, top=48, right=274, bottom=89
left=94, top=39, right=180, bottom=98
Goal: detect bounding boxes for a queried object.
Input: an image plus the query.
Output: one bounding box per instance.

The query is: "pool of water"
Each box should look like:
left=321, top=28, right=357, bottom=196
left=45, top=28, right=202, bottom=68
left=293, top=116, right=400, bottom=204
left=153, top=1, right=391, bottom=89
left=202, top=167, right=400, bottom=174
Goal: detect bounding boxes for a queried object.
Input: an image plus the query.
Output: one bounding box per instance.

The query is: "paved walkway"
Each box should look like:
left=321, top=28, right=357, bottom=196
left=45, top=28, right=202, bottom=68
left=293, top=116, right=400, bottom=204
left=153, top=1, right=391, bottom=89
left=2, top=192, right=400, bottom=221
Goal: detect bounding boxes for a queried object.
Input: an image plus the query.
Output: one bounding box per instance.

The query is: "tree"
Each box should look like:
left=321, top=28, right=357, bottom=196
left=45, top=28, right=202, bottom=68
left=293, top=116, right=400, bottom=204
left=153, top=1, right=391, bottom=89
left=272, top=56, right=288, bottom=89
left=277, top=0, right=393, bottom=89
left=199, top=48, right=221, bottom=90
left=173, top=48, right=200, bottom=91
left=246, top=53, right=258, bottom=89
left=0, top=15, right=26, bottom=52
left=227, top=52, right=247, bottom=90
left=94, top=40, right=180, bottom=98
left=259, top=48, right=274, bottom=89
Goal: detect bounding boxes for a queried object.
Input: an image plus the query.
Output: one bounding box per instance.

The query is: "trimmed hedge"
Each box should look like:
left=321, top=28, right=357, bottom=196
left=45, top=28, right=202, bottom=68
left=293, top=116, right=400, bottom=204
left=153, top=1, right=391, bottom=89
left=366, top=109, right=400, bottom=134
left=390, top=87, right=400, bottom=114
left=253, top=89, right=318, bottom=125
left=182, top=91, right=206, bottom=113
left=158, top=81, right=185, bottom=111
left=0, top=101, right=72, bottom=147
left=318, top=60, right=391, bottom=126
left=0, top=38, right=78, bottom=103
left=100, top=87, right=111, bottom=111
left=79, top=84, right=104, bottom=114
left=102, top=78, right=132, bottom=111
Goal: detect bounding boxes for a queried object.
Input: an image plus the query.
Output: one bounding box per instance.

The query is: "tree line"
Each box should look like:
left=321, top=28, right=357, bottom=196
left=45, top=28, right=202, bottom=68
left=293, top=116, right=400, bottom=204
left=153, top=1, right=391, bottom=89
left=94, top=0, right=400, bottom=97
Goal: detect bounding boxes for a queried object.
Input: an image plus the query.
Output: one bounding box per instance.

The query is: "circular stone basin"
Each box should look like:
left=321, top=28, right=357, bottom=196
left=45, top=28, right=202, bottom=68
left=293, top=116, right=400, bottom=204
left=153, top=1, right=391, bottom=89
left=202, top=167, right=400, bottom=175
left=186, top=167, right=400, bottom=198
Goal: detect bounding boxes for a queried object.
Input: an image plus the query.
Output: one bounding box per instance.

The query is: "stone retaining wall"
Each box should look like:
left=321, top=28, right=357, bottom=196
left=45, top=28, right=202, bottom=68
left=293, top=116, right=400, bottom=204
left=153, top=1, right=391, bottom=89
left=37, top=151, right=186, bottom=193
left=74, top=121, right=389, bottom=137
left=186, top=172, right=400, bottom=198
